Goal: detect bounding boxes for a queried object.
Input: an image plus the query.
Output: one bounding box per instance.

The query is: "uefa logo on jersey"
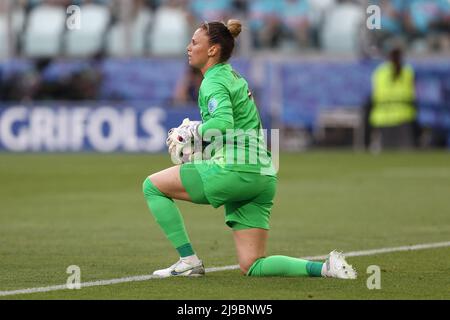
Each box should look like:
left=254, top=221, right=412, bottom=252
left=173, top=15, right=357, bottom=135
left=207, top=98, right=218, bottom=114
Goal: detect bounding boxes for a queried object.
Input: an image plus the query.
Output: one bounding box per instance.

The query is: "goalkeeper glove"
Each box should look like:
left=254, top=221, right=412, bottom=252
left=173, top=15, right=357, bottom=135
left=179, top=118, right=202, bottom=142
left=166, top=118, right=202, bottom=164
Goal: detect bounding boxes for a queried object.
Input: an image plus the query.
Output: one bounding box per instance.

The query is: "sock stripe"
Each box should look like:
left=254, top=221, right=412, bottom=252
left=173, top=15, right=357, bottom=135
left=177, top=243, right=195, bottom=258
left=306, top=261, right=324, bottom=277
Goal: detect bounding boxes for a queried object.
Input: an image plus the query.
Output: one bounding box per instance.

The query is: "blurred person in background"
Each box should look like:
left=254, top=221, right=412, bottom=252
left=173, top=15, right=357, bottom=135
left=189, top=0, right=232, bottom=22
left=405, top=0, right=450, bottom=52
left=248, top=0, right=283, bottom=49
left=367, top=45, right=419, bottom=151
left=64, top=54, right=103, bottom=100
left=141, top=0, right=163, bottom=12
left=307, top=0, right=335, bottom=48
left=172, top=65, right=203, bottom=106
left=231, top=0, right=248, bottom=15
left=369, top=0, right=406, bottom=50
left=280, top=0, right=311, bottom=49
left=0, top=58, right=50, bottom=102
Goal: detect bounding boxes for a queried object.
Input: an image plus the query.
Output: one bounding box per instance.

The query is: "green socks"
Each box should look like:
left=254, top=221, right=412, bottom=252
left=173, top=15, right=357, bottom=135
left=142, top=178, right=195, bottom=257
left=247, top=255, right=324, bottom=277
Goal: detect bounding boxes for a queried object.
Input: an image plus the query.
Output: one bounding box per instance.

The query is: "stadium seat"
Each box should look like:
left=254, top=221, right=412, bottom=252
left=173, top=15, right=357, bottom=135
left=64, top=3, right=111, bottom=57
left=0, top=14, right=8, bottom=59
left=147, top=6, right=190, bottom=56
left=0, top=6, right=25, bottom=59
left=22, top=5, right=66, bottom=57
left=308, top=0, right=335, bottom=27
left=320, top=3, right=364, bottom=54
left=106, top=9, right=152, bottom=57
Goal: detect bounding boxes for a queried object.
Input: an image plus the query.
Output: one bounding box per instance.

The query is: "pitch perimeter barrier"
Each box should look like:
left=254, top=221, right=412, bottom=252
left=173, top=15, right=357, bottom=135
left=0, top=103, right=200, bottom=152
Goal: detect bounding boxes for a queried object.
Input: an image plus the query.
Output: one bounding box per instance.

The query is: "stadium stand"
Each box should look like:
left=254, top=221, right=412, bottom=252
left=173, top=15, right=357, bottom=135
left=0, top=0, right=449, bottom=148
left=1, top=0, right=449, bottom=56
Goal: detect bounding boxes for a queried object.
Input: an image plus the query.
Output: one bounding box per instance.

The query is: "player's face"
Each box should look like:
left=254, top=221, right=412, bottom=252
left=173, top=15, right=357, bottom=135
left=187, top=28, right=210, bottom=70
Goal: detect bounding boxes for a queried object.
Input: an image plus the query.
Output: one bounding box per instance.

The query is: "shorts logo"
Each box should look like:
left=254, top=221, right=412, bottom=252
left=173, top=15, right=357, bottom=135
left=208, top=98, right=218, bottom=114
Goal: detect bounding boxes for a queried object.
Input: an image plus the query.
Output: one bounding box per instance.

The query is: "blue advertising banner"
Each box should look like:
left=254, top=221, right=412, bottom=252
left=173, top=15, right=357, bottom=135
left=0, top=103, right=201, bottom=152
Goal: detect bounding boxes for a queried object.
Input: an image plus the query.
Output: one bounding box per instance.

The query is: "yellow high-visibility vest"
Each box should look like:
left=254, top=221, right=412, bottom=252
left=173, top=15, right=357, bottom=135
left=370, top=62, right=416, bottom=127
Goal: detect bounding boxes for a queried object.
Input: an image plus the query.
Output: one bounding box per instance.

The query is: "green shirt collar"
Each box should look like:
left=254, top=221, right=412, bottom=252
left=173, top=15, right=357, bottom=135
left=204, top=63, right=230, bottom=78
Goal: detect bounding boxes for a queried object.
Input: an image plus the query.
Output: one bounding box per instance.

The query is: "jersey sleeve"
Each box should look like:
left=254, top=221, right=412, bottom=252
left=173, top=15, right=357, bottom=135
left=199, top=81, right=234, bottom=136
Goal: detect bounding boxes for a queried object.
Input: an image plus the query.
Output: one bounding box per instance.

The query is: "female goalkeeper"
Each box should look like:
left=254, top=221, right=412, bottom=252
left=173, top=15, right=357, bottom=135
left=142, top=19, right=356, bottom=279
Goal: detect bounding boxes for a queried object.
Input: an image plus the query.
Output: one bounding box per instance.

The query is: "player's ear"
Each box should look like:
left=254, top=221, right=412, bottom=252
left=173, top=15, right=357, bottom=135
left=208, top=45, right=218, bottom=57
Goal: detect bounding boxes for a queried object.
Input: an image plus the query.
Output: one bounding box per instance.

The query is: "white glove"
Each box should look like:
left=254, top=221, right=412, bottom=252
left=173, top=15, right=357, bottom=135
left=167, top=127, right=189, bottom=164
left=166, top=118, right=202, bottom=164
left=166, top=118, right=201, bottom=146
left=166, top=118, right=188, bottom=147
left=179, top=118, right=202, bottom=142
left=166, top=118, right=201, bottom=150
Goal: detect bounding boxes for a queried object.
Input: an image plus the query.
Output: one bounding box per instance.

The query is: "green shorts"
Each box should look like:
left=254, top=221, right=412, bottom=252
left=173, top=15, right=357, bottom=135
left=180, top=160, right=277, bottom=231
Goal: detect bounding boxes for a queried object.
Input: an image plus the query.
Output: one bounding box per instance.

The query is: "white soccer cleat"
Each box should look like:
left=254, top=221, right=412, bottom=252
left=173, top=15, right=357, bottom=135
left=322, top=250, right=357, bottom=279
left=152, top=259, right=205, bottom=278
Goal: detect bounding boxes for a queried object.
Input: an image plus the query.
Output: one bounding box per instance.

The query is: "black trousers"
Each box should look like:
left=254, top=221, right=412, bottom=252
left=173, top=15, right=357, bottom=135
left=372, top=122, right=416, bottom=150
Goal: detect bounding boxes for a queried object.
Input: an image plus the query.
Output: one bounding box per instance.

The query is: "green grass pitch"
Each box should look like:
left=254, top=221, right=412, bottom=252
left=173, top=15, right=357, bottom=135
left=0, top=151, right=449, bottom=299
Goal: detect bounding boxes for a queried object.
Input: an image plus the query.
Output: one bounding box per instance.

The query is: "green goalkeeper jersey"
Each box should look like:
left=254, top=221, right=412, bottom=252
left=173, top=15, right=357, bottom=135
left=197, top=62, right=276, bottom=176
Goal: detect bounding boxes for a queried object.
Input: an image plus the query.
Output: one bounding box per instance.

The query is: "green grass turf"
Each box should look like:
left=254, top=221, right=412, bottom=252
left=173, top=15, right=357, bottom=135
left=0, top=151, right=449, bottom=299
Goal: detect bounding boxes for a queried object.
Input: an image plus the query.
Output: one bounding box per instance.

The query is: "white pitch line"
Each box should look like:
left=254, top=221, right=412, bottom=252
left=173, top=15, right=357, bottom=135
left=1, top=241, right=449, bottom=297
